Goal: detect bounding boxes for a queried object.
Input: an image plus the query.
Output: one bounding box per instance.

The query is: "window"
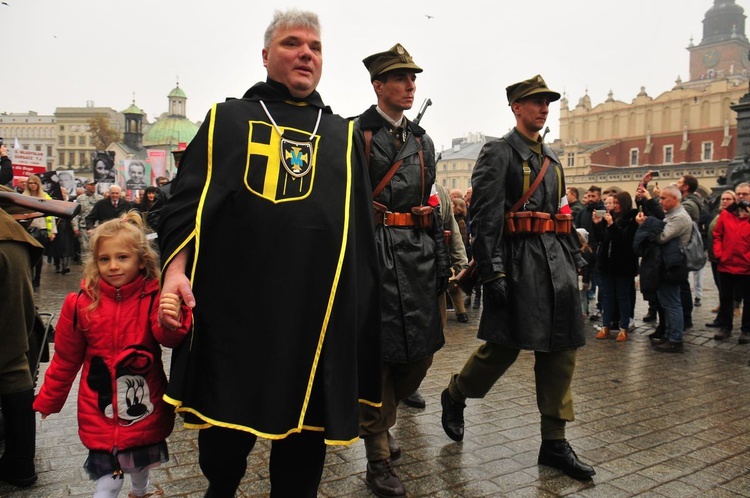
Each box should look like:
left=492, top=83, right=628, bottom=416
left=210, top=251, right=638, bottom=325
left=68, top=152, right=75, bottom=165
left=35, top=145, right=42, bottom=152
left=702, top=141, right=713, bottom=161
left=442, top=178, right=447, bottom=187
left=59, top=152, right=65, bottom=164
left=629, top=148, right=639, bottom=166
left=68, top=136, right=75, bottom=145
left=664, top=145, right=674, bottom=164
left=567, top=153, right=575, bottom=167
left=452, top=163, right=457, bottom=170
left=58, top=136, right=65, bottom=145
left=79, top=136, right=86, bottom=145
left=451, top=178, right=457, bottom=188
left=80, top=152, right=87, bottom=165
left=47, top=146, right=53, bottom=157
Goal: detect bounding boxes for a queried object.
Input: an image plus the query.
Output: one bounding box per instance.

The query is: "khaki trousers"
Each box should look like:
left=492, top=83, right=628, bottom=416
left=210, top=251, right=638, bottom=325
left=359, top=356, right=433, bottom=460
left=448, top=342, right=576, bottom=440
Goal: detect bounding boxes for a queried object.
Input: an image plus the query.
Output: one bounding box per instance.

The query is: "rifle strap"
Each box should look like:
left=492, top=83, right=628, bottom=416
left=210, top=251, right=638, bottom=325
left=365, top=128, right=425, bottom=200
left=509, top=156, right=551, bottom=214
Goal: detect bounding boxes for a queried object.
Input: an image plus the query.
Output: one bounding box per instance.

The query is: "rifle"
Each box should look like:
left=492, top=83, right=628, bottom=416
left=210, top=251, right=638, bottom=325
left=413, top=98, right=432, bottom=126
left=0, top=189, right=81, bottom=219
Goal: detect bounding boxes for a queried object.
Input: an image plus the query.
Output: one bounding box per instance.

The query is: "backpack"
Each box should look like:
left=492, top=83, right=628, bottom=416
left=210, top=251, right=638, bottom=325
left=683, top=221, right=707, bottom=271
left=697, top=202, right=713, bottom=248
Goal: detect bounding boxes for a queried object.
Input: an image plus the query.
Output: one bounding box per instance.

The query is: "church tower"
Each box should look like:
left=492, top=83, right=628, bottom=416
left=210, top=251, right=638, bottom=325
left=688, top=0, right=750, bottom=81
left=121, top=98, right=145, bottom=150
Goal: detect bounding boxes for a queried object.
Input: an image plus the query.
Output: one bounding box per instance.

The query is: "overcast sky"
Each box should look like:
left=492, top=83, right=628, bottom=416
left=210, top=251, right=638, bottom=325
left=1, top=0, right=741, bottom=151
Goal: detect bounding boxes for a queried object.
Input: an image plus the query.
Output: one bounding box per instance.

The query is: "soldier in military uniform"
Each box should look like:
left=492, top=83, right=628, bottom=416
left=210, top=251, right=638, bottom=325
left=439, top=75, right=596, bottom=481
left=355, top=44, right=450, bottom=498
left=74, top=179, right=102, bottom=257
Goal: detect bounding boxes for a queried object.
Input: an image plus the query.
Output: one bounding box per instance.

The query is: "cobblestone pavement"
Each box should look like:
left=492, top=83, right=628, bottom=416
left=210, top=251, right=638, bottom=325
left=2, top=262, right=749, bottom=497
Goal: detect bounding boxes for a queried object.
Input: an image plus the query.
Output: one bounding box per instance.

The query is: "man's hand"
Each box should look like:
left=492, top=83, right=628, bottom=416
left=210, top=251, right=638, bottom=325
left=159, top=251, right=195, bottom=330
left=485, top=277, right=508, bottom=308
left=437, top=276, right=449, bottom=295
left=636, top=211, right=647, bottom=225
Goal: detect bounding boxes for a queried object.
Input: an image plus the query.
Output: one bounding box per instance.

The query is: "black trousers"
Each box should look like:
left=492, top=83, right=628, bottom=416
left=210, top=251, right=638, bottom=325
left=199, top=427, right=326, bottom=498
left=717, top=272, right=750, bottom=332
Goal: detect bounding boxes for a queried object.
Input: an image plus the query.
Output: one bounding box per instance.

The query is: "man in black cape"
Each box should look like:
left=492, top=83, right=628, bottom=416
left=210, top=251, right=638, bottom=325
left=157, top=9, right=382, bottom=497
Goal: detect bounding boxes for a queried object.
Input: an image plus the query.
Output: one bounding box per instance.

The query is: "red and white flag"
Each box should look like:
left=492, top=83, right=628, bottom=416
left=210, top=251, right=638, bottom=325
left=559, top=195, right=572, bottom=215
left=428, top=184, right=440, bottom=207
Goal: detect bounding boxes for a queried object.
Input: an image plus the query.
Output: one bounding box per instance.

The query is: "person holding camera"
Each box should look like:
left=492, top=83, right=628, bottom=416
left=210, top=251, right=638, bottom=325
left=0, top=140, right=12, bottom=187
left=712, top=182, right=750, bottom=344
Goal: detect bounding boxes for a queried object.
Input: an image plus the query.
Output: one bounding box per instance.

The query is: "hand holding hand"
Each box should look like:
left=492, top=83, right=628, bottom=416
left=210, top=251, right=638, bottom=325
left=159, top=293, right=183, bottom=330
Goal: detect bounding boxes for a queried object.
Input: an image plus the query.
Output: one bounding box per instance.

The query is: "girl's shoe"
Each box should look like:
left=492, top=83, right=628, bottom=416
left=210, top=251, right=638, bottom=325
left=616, top=329, right=628, bottom=342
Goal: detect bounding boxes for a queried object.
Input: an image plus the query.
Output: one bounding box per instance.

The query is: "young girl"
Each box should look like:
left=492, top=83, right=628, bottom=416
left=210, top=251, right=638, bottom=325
left=33, top=211, right=191, bottom=498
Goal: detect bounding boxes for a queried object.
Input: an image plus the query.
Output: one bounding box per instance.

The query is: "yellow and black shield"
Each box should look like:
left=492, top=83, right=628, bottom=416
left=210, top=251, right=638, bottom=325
left=244, top=121, right=319, bottom=203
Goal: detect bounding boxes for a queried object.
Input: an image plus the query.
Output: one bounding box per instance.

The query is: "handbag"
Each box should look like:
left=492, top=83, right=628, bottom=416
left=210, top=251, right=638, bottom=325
left=27, top=227, right=49, bottom=247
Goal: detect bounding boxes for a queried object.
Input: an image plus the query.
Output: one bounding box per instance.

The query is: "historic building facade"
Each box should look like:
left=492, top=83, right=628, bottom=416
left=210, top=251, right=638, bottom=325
left=559, top=0, right=750, bottom=196
left=0, top=112, right=57, bottom=170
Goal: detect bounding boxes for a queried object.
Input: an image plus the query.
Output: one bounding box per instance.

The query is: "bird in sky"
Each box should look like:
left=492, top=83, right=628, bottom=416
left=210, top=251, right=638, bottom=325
left=425, top=14, right=434, bottom=19
left=1, top=2, right=9, bottom=6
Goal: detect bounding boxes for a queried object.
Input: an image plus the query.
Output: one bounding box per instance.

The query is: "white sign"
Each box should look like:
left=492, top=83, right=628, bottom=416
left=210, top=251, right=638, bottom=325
left=11, top=149, right=46, bottom=168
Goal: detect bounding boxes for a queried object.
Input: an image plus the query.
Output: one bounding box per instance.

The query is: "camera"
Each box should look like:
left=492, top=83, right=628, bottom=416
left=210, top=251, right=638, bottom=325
left=738, top=199, right=750, bottom=209
left=651, top=171, right=660, bottom=178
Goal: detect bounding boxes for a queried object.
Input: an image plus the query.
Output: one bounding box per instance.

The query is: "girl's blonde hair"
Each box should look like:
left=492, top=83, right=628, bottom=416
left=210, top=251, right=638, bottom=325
left=82, top=210, right=160, bottom=311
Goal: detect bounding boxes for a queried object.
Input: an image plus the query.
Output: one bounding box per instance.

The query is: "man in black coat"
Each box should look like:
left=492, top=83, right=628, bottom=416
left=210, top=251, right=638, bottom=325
left=85, top=185, right=132, bottom=230
left=355, top=43, right=450, bottom=498
left=440, top=75, right=595, bottom=481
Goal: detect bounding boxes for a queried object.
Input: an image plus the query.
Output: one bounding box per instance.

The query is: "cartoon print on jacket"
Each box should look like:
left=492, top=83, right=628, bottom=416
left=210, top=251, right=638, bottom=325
left=86, top=345, right=156, bottom=426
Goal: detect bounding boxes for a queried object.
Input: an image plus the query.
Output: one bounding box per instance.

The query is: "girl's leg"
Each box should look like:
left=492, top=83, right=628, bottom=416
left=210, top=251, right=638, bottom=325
left=129, top=468, right=150, bottom=497
left=93, top=474, right=125, bottom=498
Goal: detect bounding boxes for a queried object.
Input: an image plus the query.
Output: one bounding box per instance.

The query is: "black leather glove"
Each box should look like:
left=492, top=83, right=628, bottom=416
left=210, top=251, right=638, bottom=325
left=485, top=277, right=508, bottom=308
left=436, top=276, right=449, bottom=295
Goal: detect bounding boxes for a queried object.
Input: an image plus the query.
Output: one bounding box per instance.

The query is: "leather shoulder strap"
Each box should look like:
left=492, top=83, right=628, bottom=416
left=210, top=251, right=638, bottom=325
left=509, top=156, right=551, bottom=214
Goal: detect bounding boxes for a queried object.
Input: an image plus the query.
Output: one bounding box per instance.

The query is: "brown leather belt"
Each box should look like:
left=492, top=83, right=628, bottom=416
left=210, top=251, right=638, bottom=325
left=383, top=211, right=416, bottom=227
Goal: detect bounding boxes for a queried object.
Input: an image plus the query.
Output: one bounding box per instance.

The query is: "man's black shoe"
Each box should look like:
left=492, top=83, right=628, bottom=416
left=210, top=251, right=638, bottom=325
left=739, top=332, right=750, bottom=345
left=654, top=340, right=684, bottom=353
left=714, top=328, right=732, bottom=341
left=694, top=297, right=702, bottom=307
left=456, top=313, right=469, bottom=323
left=387, top=431, right=401, bottom=461
left=440, top=389, right=465, bottom=442
left=366, top=458, right=406, bottom=497
left=650, top=337, right=668, bottom=345
left=538, top=439, right=595, bottom=480
left=706, top=321, right=721, bottom=328
left=401, top=390, right=426, bottom=409
left=648, top=328, right=664, bottom=342
left=642, top=311, right=657, bottom=322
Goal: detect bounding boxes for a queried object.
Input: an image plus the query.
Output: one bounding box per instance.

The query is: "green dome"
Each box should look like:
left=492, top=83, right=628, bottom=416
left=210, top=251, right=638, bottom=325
left=168, top=86, right=187, bottom=99
left=121, top=103, right=144, bottom=115
left=143, top=115, right=198, bottom=146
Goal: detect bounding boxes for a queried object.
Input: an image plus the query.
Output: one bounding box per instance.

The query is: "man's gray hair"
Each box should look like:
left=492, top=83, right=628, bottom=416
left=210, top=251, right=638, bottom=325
left=736, top=182, right=750, bottom=191
left=264, top=9, right=320, bottom=49
left=662, top=185, right=682, bottom=201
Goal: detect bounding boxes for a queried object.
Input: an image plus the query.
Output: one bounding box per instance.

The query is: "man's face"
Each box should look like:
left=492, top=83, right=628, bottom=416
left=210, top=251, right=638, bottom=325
left=587, top=190, right=600, bottom=204
left=374, top=71, right=417, bottom=115
left=464, top=188, right=472, bottom=204
left=736, top=186, right=750, bottom=203
left=566, top=188, right=577, bottom=204
left=675, top=177, right=688, bottom=194
left=262, top=25, right=322, bottom=98
left=17, top=179, right=27, bottom=191
left=129, top=164, right=145, bottom=183
left=512, top=96, right=550, bottom=135
left=85, top=183, right=96, bottom=194
left=659, top=192, right=679, bottom=211
left=109, top=187, right=121, bottom=201
left=59, top=173, right=74, bottom=190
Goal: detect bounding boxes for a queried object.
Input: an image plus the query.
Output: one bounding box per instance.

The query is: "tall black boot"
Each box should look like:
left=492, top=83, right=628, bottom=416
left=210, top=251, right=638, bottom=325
left=0, top=389, right=37, bottom=487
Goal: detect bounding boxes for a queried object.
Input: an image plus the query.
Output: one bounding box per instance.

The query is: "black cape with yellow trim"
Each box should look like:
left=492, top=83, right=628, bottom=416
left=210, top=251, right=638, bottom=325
left=158, top=80, right=382, bottom=445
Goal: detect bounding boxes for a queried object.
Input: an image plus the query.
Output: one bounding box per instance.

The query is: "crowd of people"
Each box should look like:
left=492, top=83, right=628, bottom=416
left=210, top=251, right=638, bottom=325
left=1, top=7, right=748, bottom=498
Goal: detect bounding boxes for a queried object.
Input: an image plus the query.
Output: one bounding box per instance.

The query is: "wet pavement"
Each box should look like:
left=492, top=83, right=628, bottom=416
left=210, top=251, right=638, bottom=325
left=2, top=261, right=749, bottom=497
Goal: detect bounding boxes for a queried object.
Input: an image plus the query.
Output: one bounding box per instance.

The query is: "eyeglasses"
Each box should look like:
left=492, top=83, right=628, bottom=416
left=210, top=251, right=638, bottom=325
left=737, top=191, right=750, bottom=197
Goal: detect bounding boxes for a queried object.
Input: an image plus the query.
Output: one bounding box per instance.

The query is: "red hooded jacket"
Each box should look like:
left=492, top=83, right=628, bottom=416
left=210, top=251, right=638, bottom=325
left=33, top=276, right=191, bottom=453
left=713, top=205, right=750, bottom=275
